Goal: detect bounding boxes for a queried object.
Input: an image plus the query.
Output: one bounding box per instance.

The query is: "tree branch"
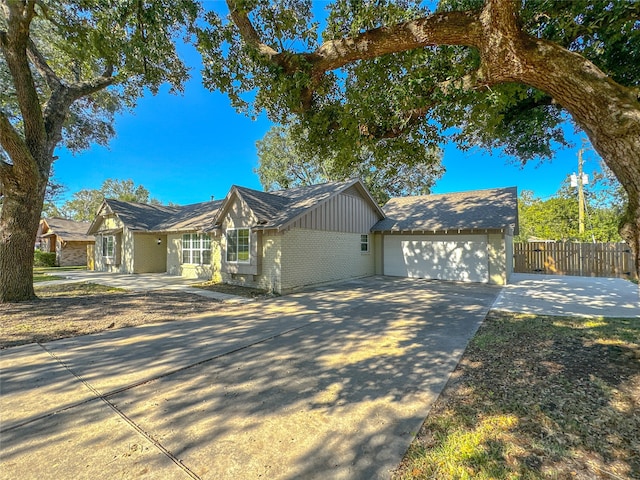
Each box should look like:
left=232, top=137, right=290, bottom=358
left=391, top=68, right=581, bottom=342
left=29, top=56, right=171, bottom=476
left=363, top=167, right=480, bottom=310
left=225, top=0, right=279, bottom=59
left=227, top=2, right=483, bottom=112
left=0, top=110, right=35, bottom=180
left=26, top=38, right=61, bottom=91
left=1, top=0, right=47, bottom=159
left=309, top=10, right=481, bottom=75
left=67, top=68, right=115, bottom=100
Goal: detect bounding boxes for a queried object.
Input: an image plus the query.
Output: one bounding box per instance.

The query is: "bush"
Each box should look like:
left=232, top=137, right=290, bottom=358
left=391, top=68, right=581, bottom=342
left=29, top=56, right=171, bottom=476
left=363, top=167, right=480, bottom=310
left=34, top=251, right=57, bottom=267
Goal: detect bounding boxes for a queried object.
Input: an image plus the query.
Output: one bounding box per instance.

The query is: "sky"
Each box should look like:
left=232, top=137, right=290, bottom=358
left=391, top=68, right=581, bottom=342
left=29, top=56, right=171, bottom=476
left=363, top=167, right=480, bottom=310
left=52, top=10, right=605, bottom=208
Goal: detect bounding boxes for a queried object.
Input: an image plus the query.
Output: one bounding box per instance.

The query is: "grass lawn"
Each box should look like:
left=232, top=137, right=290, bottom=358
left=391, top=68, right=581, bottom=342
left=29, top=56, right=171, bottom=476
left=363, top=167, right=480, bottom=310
left=34, top=282, right=124, bottom=297
left=394, top=311, right=640, bottom=480
left=33, top=273, right=64, bottom=282
left=33, top=266, right=86, bottom=282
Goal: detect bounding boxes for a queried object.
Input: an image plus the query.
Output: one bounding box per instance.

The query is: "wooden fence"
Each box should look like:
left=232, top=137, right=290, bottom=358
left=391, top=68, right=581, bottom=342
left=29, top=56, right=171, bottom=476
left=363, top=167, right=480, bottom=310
left=513, top=242, right=637, bottom=279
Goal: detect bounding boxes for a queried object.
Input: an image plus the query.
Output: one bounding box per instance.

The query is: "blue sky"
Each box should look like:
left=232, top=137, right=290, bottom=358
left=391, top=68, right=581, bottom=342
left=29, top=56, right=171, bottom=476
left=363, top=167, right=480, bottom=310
left=53, top=17, right=604, bottom=207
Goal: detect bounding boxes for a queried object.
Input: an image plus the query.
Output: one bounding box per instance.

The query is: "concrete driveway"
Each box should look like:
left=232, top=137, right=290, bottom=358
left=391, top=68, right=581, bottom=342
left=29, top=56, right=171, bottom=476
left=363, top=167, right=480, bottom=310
left=0, top=277, right=499, bottom=480
left=493, top=273, right=640, bottom=318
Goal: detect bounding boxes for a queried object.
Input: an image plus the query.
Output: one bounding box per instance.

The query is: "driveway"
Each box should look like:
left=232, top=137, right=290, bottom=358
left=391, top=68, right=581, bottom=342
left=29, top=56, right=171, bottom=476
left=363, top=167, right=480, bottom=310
left=0, top=277, right=499, bottom=480
left=493, top=273, right=640, bottom=318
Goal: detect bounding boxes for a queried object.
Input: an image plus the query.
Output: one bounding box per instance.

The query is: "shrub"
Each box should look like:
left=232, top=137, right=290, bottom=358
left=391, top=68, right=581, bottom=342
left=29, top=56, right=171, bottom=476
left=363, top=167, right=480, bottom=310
left=34, top=250, right=57, bottom=267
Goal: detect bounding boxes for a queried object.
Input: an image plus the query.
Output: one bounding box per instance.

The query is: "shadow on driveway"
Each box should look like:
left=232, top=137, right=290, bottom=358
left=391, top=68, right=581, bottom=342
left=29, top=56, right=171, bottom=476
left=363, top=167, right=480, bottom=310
left=1, top=277, right=500, bottom=480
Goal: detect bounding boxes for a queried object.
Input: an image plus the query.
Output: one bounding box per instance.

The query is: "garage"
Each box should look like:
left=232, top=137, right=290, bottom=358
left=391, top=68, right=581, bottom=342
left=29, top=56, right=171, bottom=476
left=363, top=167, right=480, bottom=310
left=371, top=187, right=519, bottom=286
left=383, top=234, right=489, bottom=282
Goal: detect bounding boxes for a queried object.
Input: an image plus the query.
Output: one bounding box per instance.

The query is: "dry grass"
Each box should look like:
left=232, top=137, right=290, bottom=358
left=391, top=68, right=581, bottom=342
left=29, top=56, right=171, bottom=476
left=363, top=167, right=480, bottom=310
left=0, top=282, right=223, bottom=349
left=394, top=311, right=640, bottom=480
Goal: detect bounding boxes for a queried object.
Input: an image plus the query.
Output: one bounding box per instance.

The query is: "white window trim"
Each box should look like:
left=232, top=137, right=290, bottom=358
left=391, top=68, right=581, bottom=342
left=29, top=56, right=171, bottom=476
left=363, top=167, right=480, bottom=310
left=360, top=234, right=370, bottom=254
left=102, top=235, right=115, bottom=258
left=226, top=228, right=250, bottom=264
left=182, top=233, right=211, bottom=265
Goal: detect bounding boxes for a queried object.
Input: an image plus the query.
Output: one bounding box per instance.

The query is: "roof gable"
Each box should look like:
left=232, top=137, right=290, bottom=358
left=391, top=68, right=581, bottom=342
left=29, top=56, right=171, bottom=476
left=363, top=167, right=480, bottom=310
left=87, top=199, right=181, bottom=234
left=213, top=179, right=385, bottom=231
left=372, top=187, right=518, bottom=233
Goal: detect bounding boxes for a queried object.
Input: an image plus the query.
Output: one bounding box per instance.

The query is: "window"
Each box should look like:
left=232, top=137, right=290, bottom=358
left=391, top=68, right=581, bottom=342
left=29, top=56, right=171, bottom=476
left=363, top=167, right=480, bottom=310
left=226, top=228, right=250, bottom=263
left=102, top=235, right=115, bottom=257
left=182, top=233, right=211, bottom=265
left=360, top=234, right=369, bottom=253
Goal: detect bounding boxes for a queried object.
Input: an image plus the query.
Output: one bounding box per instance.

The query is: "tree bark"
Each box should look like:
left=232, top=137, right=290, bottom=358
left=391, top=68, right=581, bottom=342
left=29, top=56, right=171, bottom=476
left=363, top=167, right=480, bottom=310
left=0, top=1, right=113, bottom=302
left=0, top=166, right=48, bottom=302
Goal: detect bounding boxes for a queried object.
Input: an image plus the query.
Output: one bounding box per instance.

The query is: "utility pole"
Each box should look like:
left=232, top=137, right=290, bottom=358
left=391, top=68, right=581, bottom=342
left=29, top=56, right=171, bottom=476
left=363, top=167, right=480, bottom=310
left=571, top=139, right=589, bottom=236
left=578, top=147, right=585, bottom=235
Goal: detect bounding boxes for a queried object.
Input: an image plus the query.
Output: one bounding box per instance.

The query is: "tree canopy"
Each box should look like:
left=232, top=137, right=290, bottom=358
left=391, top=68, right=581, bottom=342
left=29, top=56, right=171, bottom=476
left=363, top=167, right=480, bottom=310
left=59, top=178, right=161, bottom=222
left=0, top=0, right=199, bottom=301
left=197, top=0, right=640, bottom=273
left=517, top=173, right=625, bottom=243
left=256, top=124, right=443, bottom=204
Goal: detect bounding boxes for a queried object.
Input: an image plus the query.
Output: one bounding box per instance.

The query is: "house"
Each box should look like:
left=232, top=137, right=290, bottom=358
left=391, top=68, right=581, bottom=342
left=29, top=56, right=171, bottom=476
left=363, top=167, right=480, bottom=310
left=87, top=180, right=518, bottom=292
left=371, top=187, right=518, bottom=285
left=86, top=199, right=222, bottom=278
left=37, top=218, right=95, bottom=266
left=210, top=180, right=385, bottom=292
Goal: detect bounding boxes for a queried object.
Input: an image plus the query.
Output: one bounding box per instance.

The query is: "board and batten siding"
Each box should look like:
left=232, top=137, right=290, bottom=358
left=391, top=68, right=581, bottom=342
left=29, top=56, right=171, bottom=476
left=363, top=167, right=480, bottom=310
left=285, top=192, right=381, bottom=233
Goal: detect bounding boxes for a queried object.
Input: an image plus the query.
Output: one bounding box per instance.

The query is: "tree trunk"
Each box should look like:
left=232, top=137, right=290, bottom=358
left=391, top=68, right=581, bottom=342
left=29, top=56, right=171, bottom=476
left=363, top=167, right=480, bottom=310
left=0, top=172, right=48, bottom=302
left=472, top=4, right=640, bottom=278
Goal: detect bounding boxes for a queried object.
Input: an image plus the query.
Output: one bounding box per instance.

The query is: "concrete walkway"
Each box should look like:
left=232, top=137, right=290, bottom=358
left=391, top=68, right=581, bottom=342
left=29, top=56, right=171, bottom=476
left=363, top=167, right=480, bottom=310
left=37, top=270, right=248, bottom=303
left=1, top=277, right=500, bottom=480
left=492, top=273, right=640, bottom=318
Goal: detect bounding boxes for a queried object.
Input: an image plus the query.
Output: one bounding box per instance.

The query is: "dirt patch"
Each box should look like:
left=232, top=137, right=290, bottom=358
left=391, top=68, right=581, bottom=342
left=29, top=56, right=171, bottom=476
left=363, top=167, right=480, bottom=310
left=0, top=283, right=224, bottom=349
left=192, top=281, right=272, bottom=298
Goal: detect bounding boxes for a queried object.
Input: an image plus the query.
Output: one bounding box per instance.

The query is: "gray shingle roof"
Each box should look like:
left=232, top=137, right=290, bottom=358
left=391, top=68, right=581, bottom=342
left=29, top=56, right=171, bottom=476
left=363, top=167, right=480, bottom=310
left=92, top=198, right=224, bottom=233
left=372, top=187, right=518, bottom=233
left=101, top=199, right=181, bottom=231
left=228, top=179, right=381, bottom=229
left=154, top=200, right=224, bottom=232
left=41, top=218, right=93, bottom=242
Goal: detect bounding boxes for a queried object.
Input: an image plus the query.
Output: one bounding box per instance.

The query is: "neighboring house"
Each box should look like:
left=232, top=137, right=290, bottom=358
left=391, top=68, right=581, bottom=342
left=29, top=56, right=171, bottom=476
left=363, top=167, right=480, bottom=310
left=37, top=218, right=94, bottom=266
left=87, top=180, right=518, bottom=292
left=372, top=187, right=518, bottom=285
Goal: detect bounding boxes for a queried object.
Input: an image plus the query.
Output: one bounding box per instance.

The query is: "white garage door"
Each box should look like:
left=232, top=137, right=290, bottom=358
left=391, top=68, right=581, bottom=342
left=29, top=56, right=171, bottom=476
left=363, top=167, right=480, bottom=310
left=384, top=234, right=489, bottom=283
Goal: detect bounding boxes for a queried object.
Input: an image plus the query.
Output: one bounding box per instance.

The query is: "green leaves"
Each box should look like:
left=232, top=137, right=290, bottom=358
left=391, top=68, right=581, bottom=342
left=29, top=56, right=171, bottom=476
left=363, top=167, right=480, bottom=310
left=255, top=123, right=443, bottom=204
left=2, top=0, right=201, bottom=153
left=198, top=0, right=639, bottom=175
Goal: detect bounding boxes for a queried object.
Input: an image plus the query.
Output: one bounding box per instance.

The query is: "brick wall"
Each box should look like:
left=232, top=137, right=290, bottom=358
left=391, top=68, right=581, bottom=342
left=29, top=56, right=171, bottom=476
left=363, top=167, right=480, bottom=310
left=221, top=232, right=282, bottom=293
left=280, top=228, right=374, bottom=292
left=59, top=241, right=91, bottom=266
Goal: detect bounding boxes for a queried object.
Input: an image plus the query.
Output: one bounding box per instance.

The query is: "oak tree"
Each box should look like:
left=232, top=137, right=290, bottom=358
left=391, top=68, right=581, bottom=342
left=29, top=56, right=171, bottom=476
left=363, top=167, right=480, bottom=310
left=0, top=0, right=199, bottom=302
left=256, top=124, right=443, bottom=204
left=198, top=0, right=640, bottom=275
